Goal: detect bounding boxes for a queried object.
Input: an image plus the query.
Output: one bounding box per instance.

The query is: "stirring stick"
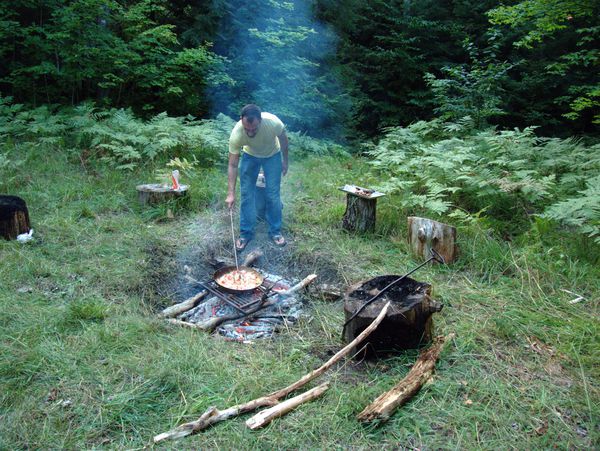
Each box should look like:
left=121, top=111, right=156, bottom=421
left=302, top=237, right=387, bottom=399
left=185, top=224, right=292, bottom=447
left=229, top=208, right=239, bottom=271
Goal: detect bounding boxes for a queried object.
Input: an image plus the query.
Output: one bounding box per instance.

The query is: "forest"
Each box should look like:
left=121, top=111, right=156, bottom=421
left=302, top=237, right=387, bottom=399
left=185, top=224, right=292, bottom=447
left=0, top=1, right=598, bottom=449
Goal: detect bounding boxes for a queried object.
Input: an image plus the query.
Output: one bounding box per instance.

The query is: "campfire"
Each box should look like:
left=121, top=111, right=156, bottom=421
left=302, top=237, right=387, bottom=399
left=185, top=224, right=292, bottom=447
left=160, top=250, right=317, bottom=342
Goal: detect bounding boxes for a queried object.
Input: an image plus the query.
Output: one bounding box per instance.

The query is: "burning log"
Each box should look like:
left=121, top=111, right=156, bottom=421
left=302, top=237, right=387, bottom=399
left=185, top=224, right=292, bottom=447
left=246, top=382, right=330, bottom=430
left=343, top=275, right=442, bottom=357
left=408, top=216, right=457, bottom=263
left=159, top=290, right=208, bottom=318
left=136, top=183, right=188, bottom=205
left=0, top=195, right=31, bottom=241
left=357, top=333, right=454, bottom=423
left=153, top=302, right=391, bottom=443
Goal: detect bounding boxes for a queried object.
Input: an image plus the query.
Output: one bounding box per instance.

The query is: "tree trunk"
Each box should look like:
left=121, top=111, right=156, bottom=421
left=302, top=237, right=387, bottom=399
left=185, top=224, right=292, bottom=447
left=407, top=216, right=457, bottom=263
left=0, top=195, right=31, bottom=240
left=343, top=276, right=442, bottom=357
left=342, top=195, right=377, bottom=232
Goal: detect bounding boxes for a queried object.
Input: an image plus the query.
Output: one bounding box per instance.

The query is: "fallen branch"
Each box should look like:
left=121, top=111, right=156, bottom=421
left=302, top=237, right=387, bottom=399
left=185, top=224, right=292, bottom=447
left=246, top=382, right=330, bottom=430
left=357, top=332, right=455, bottom=423
left=153, top=302, right=391, bottom=443
left=159, top=291, right=208, bottom=318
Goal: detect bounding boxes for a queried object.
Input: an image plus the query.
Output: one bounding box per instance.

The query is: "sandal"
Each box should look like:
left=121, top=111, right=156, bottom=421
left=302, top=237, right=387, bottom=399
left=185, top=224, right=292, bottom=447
left=236, top=237, right=251, bottom=251
left=271, top=234, right=286, bottom=247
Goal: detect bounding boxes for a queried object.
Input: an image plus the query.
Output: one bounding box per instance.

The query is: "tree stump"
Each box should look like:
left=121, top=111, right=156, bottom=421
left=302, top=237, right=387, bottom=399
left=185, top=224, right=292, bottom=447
left=408, top=216, right=457, bottom=263
left=136, top=184, right=189, bottom=205
left=0, top=195, right=31, bottom=240
left=343, top=275, right=442, bottom=358
left=340, top=185, right=385, bottom=233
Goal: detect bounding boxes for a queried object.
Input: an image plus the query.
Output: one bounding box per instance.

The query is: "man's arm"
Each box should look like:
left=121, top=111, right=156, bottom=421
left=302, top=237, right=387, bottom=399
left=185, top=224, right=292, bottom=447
left=278, top=130, right=289, bottom=176
left=226, top=152, right=240, bottom=210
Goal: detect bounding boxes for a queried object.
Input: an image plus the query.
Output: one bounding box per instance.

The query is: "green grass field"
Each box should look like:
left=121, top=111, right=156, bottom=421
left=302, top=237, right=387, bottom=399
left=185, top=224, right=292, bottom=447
left=1, top=147, right=598, bottom=449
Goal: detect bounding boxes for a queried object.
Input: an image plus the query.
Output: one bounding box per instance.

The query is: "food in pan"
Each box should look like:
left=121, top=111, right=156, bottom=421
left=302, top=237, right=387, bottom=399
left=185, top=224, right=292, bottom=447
left=216, top=268, right=262, bottom=291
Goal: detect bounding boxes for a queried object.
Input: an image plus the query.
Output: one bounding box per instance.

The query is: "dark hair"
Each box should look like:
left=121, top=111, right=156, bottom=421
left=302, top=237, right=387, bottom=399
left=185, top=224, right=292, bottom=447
left=240, top=104, right=262, bottom=122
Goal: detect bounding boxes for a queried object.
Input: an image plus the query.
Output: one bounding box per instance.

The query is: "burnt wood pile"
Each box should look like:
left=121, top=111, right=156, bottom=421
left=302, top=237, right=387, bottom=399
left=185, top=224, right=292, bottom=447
left=343, top=275, right=442, bottom=358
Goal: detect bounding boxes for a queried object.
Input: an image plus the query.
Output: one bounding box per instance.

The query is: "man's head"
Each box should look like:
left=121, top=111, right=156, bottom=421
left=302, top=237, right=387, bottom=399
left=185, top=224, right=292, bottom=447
left=240, top=104, right=262, bottom=137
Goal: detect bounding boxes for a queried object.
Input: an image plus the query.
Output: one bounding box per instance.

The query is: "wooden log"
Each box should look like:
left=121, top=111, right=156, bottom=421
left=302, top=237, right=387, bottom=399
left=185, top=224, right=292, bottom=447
left=357, top=333, right=454, bottom=423
left=208, top=249, right=264, bottom=269
left=407, top=216, right=457, bottom=263
left=159, top=290, right=208, bottom=318
left=0, top=195, right=31, bottom=241
left=246, top=382, right=330, bottom=430
left=153, top=302, right=390, bottom=443
left=310, top=283, right=344, bottom=302
left=136, top=184, right=188, bottom=205
left=342, top=194, right=377, bottom=232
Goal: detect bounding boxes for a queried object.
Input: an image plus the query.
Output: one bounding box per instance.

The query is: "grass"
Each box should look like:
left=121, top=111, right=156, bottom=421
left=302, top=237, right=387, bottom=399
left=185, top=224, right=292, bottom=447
left=0, top=142, right=598, bottom=449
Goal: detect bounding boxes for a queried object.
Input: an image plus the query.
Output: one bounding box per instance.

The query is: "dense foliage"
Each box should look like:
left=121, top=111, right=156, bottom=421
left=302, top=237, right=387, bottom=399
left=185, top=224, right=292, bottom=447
left=368, top=118, right=600, bottom=242
left=1, top=0, right=598, bottom=136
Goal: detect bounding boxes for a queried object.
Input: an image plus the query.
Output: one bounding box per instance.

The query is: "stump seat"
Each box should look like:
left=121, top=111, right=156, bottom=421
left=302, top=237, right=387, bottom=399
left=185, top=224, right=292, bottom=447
left=343, top=275, right=442, bottom=358
left=0, top=195, right=31, bottom=240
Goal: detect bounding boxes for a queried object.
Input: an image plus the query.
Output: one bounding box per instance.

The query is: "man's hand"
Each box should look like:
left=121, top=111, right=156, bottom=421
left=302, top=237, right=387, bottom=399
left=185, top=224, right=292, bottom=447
left=225, top=193, right=235, bottom=210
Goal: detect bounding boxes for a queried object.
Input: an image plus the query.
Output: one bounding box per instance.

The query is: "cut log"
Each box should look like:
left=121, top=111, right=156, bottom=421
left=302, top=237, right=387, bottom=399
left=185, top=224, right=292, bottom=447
left=357, top=333, right=454, bottom=423
left=343, top=276, right=442, bottom=357
left=0, top=195, right=31, bottom=241
left=246, top=382, right=330, bottom=430
left=153, top=302, right=390, bottom=443
left=136, top=184, right=188, bottom=205
left=339, top=185, right=385, bottom=233
left=342, top=194, right=377, bottom=232
left=407, top=216, right=457, bottom=263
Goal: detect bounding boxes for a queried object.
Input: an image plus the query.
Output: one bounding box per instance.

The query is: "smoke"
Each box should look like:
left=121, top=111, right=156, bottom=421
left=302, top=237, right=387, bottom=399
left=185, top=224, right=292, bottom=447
left=206, top=0, right=349, bottom=138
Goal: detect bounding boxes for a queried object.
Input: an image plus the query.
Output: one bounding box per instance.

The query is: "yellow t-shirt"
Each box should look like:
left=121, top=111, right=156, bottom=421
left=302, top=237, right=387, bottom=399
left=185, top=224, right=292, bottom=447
left=228, top=112, right=285, bottom=158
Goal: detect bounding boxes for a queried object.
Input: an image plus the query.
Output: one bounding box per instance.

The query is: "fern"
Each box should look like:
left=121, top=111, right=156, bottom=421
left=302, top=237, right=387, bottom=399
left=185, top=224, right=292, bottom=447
left=369, top=119, right=600, bottom=241
left=543, top=175, right=600, bottom=243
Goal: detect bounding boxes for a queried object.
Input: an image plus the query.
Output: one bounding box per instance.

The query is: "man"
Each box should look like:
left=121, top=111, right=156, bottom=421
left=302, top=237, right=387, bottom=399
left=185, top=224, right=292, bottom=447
left=226, top=104, right=289, bottom=250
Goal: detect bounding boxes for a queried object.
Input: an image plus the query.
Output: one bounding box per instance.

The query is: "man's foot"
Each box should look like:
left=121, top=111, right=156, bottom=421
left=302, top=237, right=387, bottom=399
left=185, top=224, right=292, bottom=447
left=236, top=237, right=251, bottom=251
left=271, top=234, right=286, bottom=247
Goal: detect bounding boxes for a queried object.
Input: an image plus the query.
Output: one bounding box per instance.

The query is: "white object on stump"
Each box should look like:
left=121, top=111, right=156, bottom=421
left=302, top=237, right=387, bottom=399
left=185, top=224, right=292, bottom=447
left=136, top=183, right=189, bottom=205
left=339, top=184, right=385, bottom=233
left=0, top=195, right=31, bottom=241
left=407, top=216, right=457, bottom=263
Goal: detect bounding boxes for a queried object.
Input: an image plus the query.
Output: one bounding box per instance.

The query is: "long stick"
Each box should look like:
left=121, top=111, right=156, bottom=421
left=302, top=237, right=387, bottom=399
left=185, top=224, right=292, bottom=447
left=153, top=302, right=390, bottom=443
left=246, top=382, right=330, bottom=430
left=357, top=333, right=454, bottom=423
left=229, top=208, right=239, bottom=270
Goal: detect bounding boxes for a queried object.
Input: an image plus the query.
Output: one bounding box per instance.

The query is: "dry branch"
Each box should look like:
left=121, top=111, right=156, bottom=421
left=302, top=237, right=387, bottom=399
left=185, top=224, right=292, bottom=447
left=357, top=333, right=454, bottom=423
left=159, top=291, right=208, bottom=318
left=153, top=302, right=391, bottom=443
left=246, top=382, right=330, bottom=430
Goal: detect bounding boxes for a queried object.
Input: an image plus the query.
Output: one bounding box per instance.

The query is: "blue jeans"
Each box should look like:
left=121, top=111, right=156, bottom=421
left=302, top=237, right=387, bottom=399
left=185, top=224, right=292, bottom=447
left=239, top=151, right=282, bottom=240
